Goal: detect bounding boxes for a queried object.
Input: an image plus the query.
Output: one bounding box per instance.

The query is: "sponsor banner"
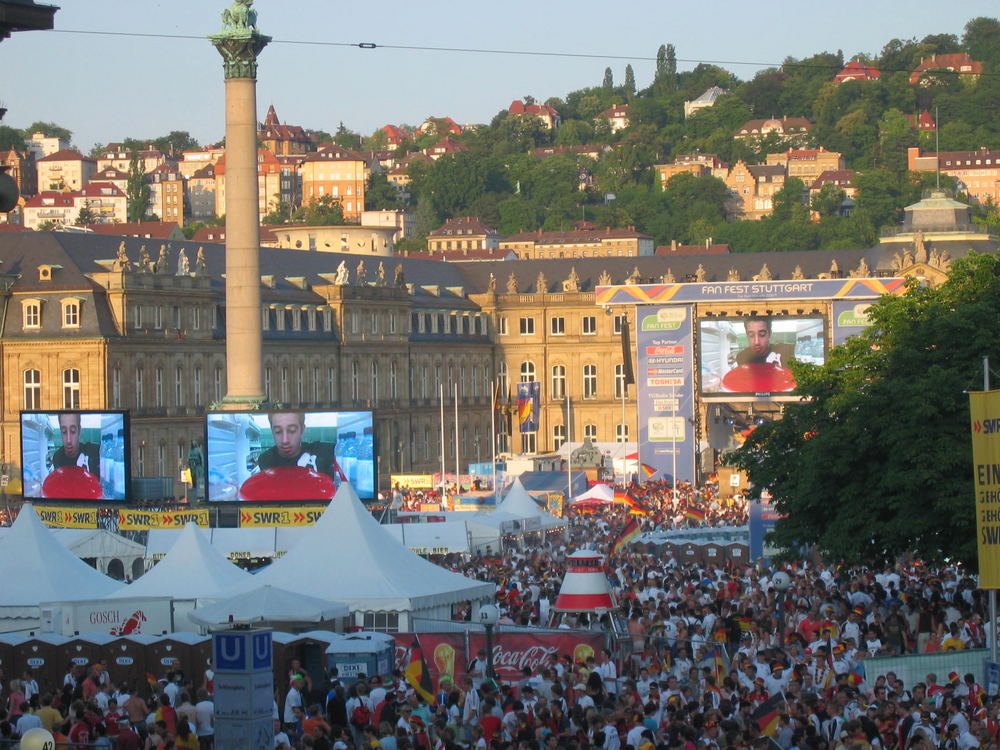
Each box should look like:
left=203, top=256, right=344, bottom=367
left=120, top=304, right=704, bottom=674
left=596, top=277, right=907, bottom=305
left=391, top=474, right=435, bottom=489
left=239, top=506, right=324, bottom=528
left=749, top=496, right=783, bottom=562
left=832, top=299, right=874, bottom=346
left=636, top=305, right=696, bottom=484
left=118, top=508, right=210, bottom=530
left=393, top=632, right=604, bottom=688
left=971, top=390, right=1000, bottom=589
left=35, top=505, right=98, bottom=528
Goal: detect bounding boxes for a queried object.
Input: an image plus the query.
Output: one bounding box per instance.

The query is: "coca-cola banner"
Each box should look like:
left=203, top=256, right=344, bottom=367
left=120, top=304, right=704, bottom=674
left=394, top=632, right=604, bottom=688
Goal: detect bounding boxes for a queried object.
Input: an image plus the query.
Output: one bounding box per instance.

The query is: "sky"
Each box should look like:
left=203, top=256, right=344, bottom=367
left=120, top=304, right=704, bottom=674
left=3, top=1, right=997, bottom=153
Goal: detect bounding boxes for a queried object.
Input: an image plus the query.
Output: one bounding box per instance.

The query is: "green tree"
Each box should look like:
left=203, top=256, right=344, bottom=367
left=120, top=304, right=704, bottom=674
left=810, top=182, right=847, bottom=218
left=728, top=253, right=1000, bottom=567
left=74, top=206, right=98, bottom=226
left=0, top=126, right=24, bottom=151
left=125, top=152, right=150, bottom=223
left=963, top=17, right=1000, bottom=69
left=292, top=194, right=345, bottom=225
left=365, top=173, right=405, bottom=211
left=332, top=122, right=361, bottom=149
left=22, top=121, right=72, bottom=144
left=624, top=65, right=636, bottom=97
left=602, top=67, right=614, bottom=90
left=151, top=131, right=200, bottom=155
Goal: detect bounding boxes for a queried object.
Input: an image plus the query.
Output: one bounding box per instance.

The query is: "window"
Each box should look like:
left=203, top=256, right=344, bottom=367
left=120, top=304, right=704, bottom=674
left=550, top=316, right=565, bottom=335
left=551, top=365, right=566, bottom=400
left=389, top=313, right=397, bottom=334
left=370, top=311, right=378, bottom=334
left=62, top=368, right=80, bottom=409
left=157, top=443, right=166, bottom=475
left=519, top=317, right=535, bottom=335
left=615, top=363, right=627, bottom=399
left=137, top=444, right=145, bottom=477
left=351, top=360, right=359, bottom=401
left=497, top=316, right=508, bottom=336
left=521, top=433, right=537, bottom=454
left=424, top=426, right=431, bottom=461
left=582, top=316, right=597, bottom=335
left=520, top=361, right=536, bottom=383
left=371, top=361, right=378, bottom=406
left=153, top=306, right=163, bottom=330
left=23, top=301, right=40, bottom=329
left=175, top=367, right=184, bottom=405
left=616, top=423, right=630, bottom=442
left=264, top=368, right=271, bottom=399
left=112, top=365, right=121, bottom=409
left=313, top=367, right=321, bottom=403
left=155, top=367, right=164, bottom=406
left=471, top=366, right=478, bottom=398
left=23, top=369, right=40, bottom=409
left=213, top=367, right=223, bottom=403
left=328, top=366, right=337, bottom=402
left=193, top=306, right=201, bottom=330
left=297, top=367, right=305, bottom=404
left=61, top=299, right=80, bottom=328
left=583, top=364, right=597, bottom=399
left=613, top=314, right=628, bottom=335
left=553, top=424, right=567, bottom=451
left=497, top=361, right=508, bottom=395
left=390, top=360, right=398, bottom=400
left=280, top=367, right=289, bottom=402
left=172, top=306, right=181, bottom=330
left=584, top=423, right=598, bottom=441
left=136, top=368, right=145, bottom=408
left=194, top=367, right=202, bottom=407
left=362, top=611, right=400, bottom=633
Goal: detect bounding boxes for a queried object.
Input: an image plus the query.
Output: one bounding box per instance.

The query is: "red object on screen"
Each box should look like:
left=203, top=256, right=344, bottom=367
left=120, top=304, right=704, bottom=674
left=721, top=363, right=796, bottom=393
left=238, top=466, right=336, bottom=501
left=41, top=466, right=103, bottom=499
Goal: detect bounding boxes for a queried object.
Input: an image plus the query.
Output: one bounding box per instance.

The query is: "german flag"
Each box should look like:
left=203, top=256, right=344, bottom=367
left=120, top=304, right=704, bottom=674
left=611, top=517, right=641, bottom=555
left=684, top=506, right=706, bottom=522
left=639, top=463, right=657, bottom=480
left=404, top=639, right=435, bottom=705
left=613, top=487, right=630, bottom=504
left=751, top=693, right=783, bottom=736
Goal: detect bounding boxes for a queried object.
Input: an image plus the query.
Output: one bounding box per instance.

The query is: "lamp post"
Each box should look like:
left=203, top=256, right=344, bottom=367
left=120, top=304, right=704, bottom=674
left=478, top=604, right=500, bottom=684
left=771, top=570, right=791, bottom=647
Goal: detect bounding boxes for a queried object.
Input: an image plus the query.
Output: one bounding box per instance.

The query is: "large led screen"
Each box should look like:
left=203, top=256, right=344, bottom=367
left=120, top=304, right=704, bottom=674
left=20, top=411, right=130, bottom=501
left=699, top=317, right=825, bottom=396
left=206, top=410, right=376, bottom=502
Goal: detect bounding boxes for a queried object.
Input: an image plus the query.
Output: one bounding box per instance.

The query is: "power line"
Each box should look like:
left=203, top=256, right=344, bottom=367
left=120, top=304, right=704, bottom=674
left=47, top=29, right=997, bottom=78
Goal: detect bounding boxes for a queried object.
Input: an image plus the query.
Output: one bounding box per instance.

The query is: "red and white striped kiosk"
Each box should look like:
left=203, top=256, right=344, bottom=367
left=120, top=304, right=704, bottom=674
left=552, top=549, right=616, bottom=613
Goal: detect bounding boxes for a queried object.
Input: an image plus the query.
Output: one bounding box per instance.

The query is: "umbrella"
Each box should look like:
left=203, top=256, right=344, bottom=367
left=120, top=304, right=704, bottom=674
left=189, top=584, right=349, bottom=626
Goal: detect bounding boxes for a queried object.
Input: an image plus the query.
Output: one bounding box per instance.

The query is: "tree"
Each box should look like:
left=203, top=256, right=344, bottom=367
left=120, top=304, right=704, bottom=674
left=728, top=253, right=1000, bottom=567
left=151, top=131, right=199, bottom=155
left=74, top=206, right=98, bottom=226
left=810, top=182, right=846, bottom=218
left=624, top=65, right=636, bottom=97
left=0, top=126, right=24, bottom=151
left=291, top=194, right=345, bottom=225
left=602, top=67, right=614, bottom=90
left=22, top=121, right=72, bottom=144
left=125, top=152, right=150, bottom=223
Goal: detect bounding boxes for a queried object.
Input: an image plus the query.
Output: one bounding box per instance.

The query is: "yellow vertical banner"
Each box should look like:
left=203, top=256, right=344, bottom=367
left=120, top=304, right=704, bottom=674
left=971, top=390, right=1000, bottom=588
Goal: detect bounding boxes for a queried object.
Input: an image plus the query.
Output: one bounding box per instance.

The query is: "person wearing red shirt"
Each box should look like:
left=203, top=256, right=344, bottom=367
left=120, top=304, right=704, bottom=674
left=68, top=709, right=91, bottom=750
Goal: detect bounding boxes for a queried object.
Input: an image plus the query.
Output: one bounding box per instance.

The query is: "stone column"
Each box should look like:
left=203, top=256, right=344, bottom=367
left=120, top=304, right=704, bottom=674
left=210, top=3, right=270, bottom=408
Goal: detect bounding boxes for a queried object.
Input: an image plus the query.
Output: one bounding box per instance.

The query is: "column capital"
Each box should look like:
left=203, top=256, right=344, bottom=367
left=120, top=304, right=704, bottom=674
left=209, top=1, right=270, bottom=79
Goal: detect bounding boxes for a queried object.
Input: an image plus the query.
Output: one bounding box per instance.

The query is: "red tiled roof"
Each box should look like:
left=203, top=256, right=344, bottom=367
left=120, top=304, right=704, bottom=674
left=509, top=101, right=559, bottom=118
left=737, top=117, right=812, bottom=136
left=834, top=61, right=881, bottom=82
left=79, top=182, right=125, bottom=197
left=381, top=124, right=410, bottom=142
left=190, top=164, right=215, bottom=179
left=428, top=216, right=498, bottom=238
left=87, top=221, right=182, bottom=239
left=503, top=226, right=652, bottom=244
left=191, top=226, right=278, bottom=244
left=425, top=136, right=466, bottom=155
left=0, top=223, right=30, bottom=232
left=36, top=149, right=94, bottom=163
left=655, top=242, right=730, bottom=256
left=906, top=110, right=937, bottom=130
left=425, top=247, right=511, bottom=261
left=809, top=170, right=858, bottom=190
left=910, top=53, right=984, bottom=84
left=598, top=104, right=629, bottom=118
left=23, top=191, right=78, bottom=207
left=302, top=144, right=365, bottom=163
left=418, top=117, right=463, bottom=135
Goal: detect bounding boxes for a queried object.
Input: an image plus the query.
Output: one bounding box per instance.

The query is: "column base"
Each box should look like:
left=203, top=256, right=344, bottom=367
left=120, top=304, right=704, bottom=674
left=214, top=395, right=270, bottom=412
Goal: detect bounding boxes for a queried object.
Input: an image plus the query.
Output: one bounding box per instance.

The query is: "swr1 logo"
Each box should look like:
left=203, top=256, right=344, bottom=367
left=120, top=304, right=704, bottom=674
left=975, top=419, right=1000, bottom=434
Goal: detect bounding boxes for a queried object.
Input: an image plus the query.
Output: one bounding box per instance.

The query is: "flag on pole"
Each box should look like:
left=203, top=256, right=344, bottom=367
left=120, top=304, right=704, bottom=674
left=639, top=463, right=658, bottom=480
left=404, top=639, right=436, bottom=705
left=684, top=506, right=706, bottom=522
left=620, top=314, right=635, bottom=387
left=750, top=693, right=783, bottom=736
left=516, top=382, right=540, bottom=433
left=611, top=517, right=641, bottom=555
left=698, top=644, right=729, bottom=685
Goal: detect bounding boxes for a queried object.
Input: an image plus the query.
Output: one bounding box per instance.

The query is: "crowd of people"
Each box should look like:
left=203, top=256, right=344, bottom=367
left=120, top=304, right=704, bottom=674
left=0, top=658, right=214, bottom=748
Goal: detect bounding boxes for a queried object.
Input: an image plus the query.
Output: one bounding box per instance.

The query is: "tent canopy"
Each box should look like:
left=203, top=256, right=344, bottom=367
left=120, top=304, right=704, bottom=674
left=0, top=504, right=119, bottom=612
left=112, top=523, right=254, bottom=599
left=514, top=470, right=588, bottom=496
left=224, top=484, right=494, bottom=612
left=189, top=585, right=349, bottom=627
left=570, top=484, right=614, bottom=504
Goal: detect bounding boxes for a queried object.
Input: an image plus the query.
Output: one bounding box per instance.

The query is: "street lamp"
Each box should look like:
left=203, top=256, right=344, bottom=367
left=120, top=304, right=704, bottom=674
left=478, top=604, right=500, bottom=683
left=771, top=570, right=791, bottom=647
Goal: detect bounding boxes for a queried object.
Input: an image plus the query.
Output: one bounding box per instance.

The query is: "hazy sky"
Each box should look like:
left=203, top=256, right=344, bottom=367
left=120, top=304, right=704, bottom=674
left=4, top=1, right=996, bottom=152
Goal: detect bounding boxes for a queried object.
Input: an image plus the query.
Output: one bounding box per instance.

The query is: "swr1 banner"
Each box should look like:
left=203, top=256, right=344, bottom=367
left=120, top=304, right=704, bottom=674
left=117, top=508, right=210, bottom=530
left=971, top=390, right=1000, bottom=589
left=35, top=505, right=98, bottom=528
left=393, top=632, right=604, bottom=688
left=239, top=506, right=325, bottom=528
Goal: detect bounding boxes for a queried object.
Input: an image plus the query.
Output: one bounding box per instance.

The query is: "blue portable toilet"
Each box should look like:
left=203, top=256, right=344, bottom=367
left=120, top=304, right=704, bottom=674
left=325, top=631, right=395, bottom=685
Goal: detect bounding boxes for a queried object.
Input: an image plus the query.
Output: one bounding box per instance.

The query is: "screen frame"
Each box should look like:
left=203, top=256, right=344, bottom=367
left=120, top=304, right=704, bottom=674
left=203, top=409, right=378, bottom=503
left=697, top=315, right=827, bottom=400
left=19, top=409, right=131, bottom=503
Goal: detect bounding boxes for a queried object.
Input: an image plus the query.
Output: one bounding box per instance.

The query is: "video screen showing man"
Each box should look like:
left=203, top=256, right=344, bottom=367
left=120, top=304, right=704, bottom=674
left=735, top=317, right=796, bottom=367
left=256, top=411, right=338, bottom=476
left=51, top=413, right=101, bottom=473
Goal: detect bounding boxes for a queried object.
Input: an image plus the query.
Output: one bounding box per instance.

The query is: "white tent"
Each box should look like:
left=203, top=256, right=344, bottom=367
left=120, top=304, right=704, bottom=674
left=570, top=484, right=615, bottom=503
left=0, top=525, right=146, bottom=580
left=226, top=484, right=494, bottom=630
left=383, top=521, right=472, bottom=555
left=189, top=585, right=349, bottom=628
left=478, top=478, right=565, bottom=531
left=112, top=523, right=254, bottom=601
left=146, top=527, right=309, bottom=561
left=0, top=504, right=120, bottom=630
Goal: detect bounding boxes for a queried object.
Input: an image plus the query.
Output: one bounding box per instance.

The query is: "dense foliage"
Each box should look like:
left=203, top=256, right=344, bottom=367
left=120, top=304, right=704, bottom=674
left=727, top=254, right=1000, bottom=567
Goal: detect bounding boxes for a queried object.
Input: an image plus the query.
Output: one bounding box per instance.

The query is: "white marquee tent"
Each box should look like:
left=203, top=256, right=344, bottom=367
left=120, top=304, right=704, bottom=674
left=189, top=585, right=349, bottom=629
left=221, top=484, right=495, bottom=631
left=472, top=478, right=565, bottom=532
left=0, top=504, right=120, bottom=631
left=0, top=525, right=146, bottom=580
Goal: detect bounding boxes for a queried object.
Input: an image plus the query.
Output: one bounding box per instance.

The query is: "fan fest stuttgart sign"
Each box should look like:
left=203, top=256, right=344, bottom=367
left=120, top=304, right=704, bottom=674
left=971, top=390, right=1000, bottom=589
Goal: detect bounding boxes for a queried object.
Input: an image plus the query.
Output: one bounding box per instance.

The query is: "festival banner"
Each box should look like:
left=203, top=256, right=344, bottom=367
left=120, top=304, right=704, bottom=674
left=34, top=505, right=98, bottom=529
left=635, top=305, right=696, bottom=484
left=971, top=390, right=1000, bottom=589
left=238, top=506, right=325, bottom=528
left=517, top=382, right=540, bottom=433
left=596, top=277, right=907, bottom=306
left=393, top=632, right=604, bottom=688
left=117, top=508, right=210, bottom=531
left=832, top=299, right=874, bottom=346
left=390, top=474, right=435, bottom=489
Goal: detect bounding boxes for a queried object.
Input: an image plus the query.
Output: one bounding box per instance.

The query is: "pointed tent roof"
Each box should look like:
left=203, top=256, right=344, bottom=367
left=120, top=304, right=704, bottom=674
left=0, top=504, right=119, bottom=608
left=110, top=523, right=253, bottom=599
left=495, top=478, right=546, bottom=517
left=238, top=484, right=493, bottom=611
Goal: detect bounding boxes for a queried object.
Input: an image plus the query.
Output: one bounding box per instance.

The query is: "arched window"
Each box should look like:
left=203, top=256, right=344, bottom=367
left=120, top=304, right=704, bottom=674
left=520, top=361, right=536, bottom=383
left=553, top=424, right=567, bottom=451
left=551, top=365, right=566, bottom=400
left=23, top=369, right=40, bottom=410
left=583, top=364, right=597, bottom=399
left=62, top=368, right=80, bottom=409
